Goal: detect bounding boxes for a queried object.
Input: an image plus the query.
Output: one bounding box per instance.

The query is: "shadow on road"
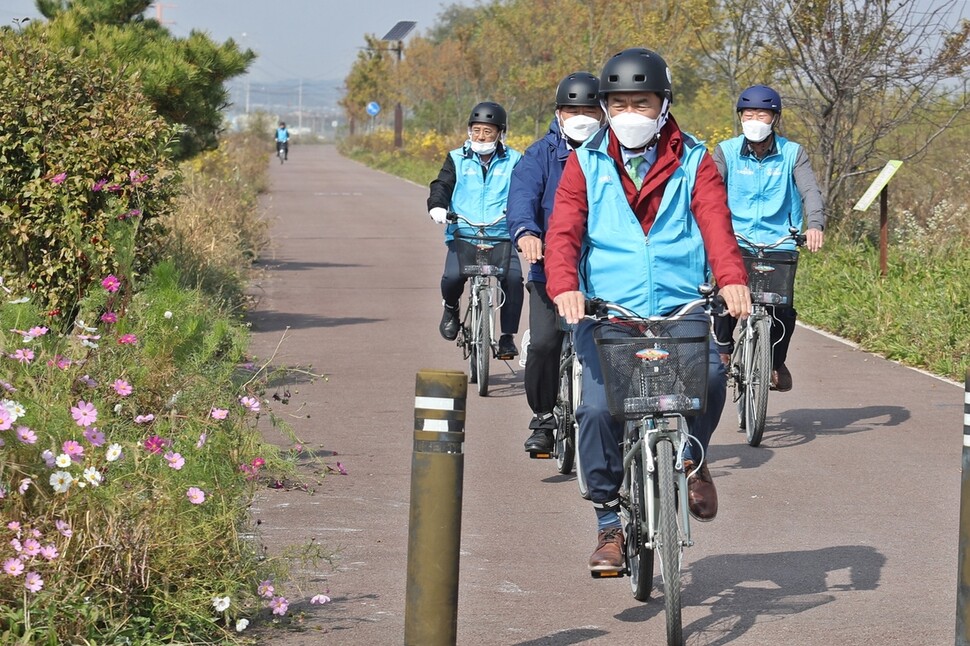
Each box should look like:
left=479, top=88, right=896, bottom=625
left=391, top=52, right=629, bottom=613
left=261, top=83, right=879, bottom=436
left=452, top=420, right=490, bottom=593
left=254, top=259, right=364, bottom=272
left=249, top=311, right=384, bottom=332
left=714, top=405, right=910, bottom=472
left=512, top=626, right=609, bottom=645
left=680, top=545, right=886, bottom=644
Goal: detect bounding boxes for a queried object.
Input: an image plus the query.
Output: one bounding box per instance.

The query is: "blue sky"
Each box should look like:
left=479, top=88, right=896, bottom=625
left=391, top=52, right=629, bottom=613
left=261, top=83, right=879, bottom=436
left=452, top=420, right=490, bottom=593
left=0, top=0, right=468, bottom=82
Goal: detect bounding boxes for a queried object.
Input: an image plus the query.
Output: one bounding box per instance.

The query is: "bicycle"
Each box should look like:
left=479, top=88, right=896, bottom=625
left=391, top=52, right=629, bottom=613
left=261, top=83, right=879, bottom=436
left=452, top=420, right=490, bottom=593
left=726, top=228, right=805, bottom=447
left=550, top=321, right=589, bottom=498
left=447, top=212, right=513, bottom=397
left=589, top=287, right=720, bottom=645
left=276, top=141, right=287, bottom=164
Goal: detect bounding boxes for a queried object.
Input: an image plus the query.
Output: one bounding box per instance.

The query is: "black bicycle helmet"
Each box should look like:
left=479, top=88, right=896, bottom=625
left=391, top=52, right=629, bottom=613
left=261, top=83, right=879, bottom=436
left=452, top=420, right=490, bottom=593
left=468, top=101, right=507, bottom=131
left=598, top=48, right=673, bottom=103
left=737, top=85, right=782, bottom=113
left=556, top=72, right=600, bottom=107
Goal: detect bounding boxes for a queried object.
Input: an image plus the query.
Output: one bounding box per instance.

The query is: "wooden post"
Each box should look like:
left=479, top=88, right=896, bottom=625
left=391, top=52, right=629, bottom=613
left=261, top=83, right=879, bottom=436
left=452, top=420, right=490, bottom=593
left=879, top=186, right=888, bottom=277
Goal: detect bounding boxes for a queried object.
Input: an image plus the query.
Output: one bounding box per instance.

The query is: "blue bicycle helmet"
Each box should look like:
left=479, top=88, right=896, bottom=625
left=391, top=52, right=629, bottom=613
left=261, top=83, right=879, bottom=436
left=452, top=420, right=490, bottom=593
left=736, top=85, right=782, bottom=113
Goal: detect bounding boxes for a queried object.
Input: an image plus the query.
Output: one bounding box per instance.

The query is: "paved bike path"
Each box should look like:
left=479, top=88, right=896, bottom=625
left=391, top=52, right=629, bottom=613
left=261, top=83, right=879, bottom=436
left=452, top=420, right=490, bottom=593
left=246, top=145, right=964, bottom=645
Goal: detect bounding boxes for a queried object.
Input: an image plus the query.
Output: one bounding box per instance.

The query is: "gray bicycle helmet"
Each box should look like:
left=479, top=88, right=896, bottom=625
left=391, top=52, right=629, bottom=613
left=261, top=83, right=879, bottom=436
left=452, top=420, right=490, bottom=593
left=598, top=48, right=673, bottom=103
left=556, top=72, right=600, bottom=107
left=468, top=101, right=507, bottom=131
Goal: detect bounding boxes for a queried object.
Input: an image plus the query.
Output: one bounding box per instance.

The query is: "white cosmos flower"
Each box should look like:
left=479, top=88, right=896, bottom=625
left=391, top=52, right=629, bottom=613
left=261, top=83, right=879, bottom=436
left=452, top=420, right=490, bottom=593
left=105, top=443, right=123, bottom=462
left=49, top=471, right=73, bottom=494
left=55, top=454, right=72, bottom=468
left=235, top=618, right=249, bottom=632
left=212, top=596, right=231, bottom=612
left=82, top=467, right=102, bottom=487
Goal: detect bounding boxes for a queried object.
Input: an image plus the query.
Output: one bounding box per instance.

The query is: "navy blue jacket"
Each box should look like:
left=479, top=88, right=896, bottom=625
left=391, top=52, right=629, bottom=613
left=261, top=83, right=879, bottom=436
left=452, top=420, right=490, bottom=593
left=505, top=119, right=575, bottom=283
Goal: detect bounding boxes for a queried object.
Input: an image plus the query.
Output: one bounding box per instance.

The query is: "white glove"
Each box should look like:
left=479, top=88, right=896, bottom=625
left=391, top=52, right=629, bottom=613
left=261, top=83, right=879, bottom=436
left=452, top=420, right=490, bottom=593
left=429, top=207, right=448, bottom=224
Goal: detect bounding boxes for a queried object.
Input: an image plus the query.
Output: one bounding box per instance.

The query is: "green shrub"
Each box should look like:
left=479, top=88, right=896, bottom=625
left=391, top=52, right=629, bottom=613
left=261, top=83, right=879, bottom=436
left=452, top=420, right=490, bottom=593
left=0, top=30, right=179, bottom=320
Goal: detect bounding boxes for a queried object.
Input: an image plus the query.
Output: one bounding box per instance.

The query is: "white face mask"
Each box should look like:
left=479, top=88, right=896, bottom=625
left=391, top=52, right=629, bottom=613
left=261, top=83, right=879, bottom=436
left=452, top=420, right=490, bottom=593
left=742, top=119, right=773, bottom=143
left=560, top=114, right=600, bottom=143
left=470, top=139, right=497, bottom=155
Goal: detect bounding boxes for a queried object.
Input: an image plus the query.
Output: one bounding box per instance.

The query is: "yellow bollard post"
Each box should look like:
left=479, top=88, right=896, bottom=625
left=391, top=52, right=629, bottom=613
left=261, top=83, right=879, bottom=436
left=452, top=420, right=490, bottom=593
left=957, top=368, right=970, bottom=645
left=405, top=369, right=467, bottom=646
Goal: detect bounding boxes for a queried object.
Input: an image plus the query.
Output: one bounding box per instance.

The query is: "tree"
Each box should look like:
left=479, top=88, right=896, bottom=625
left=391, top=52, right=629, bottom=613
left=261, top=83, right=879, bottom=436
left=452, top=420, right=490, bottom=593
left=756, top=0, right=970, bottom=215
left=340, top=34, right=396, bottom=135
left=31, top=0, right=254, bottom=159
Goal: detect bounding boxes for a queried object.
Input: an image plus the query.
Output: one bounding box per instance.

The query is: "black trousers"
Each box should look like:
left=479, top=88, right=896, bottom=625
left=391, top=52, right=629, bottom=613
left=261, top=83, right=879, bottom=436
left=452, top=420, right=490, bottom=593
left=713, top=305, right=797, bottom=367
left=440, top=240, right=523, bottom=336
left=523, top=281, right=563, bottom=416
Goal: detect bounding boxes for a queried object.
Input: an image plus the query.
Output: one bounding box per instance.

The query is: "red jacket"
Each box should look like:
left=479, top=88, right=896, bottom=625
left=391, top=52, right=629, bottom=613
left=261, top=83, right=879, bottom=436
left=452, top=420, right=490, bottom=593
left=545, top=115, right=747, bottom=301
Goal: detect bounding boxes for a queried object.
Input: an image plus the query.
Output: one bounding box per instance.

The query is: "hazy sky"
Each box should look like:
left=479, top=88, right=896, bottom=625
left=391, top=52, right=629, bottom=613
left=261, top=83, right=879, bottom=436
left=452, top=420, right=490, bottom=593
left=0, top=0, right=467, bottom=82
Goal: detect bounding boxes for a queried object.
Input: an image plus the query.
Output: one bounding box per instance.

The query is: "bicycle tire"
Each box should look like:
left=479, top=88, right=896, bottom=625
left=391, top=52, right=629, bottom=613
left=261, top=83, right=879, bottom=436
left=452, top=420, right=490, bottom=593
left=466, top=301, right=478, bottom=385
left=733, top=331, right=747, bottom=431
left=626, top=424, right=654, bottom=601
left=475, top=290, right=490, bottom=397
left=745, top=316, right=771, bottom=446
left=555, top=341, right=575, bottom=474
left=573, top=360, right=590, bottom=499
left=656, top=438, right=683, bottom=644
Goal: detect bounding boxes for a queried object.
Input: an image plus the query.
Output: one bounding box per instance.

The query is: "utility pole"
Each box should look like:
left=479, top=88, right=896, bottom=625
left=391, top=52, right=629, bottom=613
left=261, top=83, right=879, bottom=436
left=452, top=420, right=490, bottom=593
left=299, top=79, right=303, bottom=131
left=153, top=2, right=177, bottom=25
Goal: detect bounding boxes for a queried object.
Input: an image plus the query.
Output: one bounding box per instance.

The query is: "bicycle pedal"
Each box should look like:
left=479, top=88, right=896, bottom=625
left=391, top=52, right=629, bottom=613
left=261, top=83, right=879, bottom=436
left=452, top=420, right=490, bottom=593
left=496, top=353, right=516, bottom=361
left=590, top=569, right=624, bottom=579
left=528, top=451, right=552, bottom=460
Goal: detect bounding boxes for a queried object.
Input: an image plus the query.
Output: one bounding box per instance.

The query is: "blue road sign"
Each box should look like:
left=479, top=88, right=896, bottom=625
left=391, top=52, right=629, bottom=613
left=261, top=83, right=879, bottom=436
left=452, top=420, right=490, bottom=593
left=366, top=101, right=381, bottom=116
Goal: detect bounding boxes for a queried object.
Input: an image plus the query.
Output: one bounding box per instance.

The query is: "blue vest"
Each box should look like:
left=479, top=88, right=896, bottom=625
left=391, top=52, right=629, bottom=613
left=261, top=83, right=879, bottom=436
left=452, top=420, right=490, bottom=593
left=276, top=128, right=289, bottom=142
left=576, top=131, right=709, bottom=317
left=719, top=134, right=802, bottom=250
left=445, top=145, right=522, bottom=242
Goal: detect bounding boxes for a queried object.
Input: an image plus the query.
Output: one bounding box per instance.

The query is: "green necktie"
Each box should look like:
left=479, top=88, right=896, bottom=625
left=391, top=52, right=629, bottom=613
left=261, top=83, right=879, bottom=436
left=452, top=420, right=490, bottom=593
left=627, top=156, right=644, bottom=189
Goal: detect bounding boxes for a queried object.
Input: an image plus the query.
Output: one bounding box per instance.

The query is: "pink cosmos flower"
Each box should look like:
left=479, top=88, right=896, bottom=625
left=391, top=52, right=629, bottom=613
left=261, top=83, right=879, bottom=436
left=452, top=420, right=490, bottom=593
left=63, top=440, right=84, bottom=461
left=143, top=435, right=166, bottom=453
left=239, top=396, right=260, bottom=413
left=15, top=426, right=36, bottom=445
left=257, top=580, right=274, bottom=598
left=83, top=427, right=105, bottom=447
left=186, top=487, right=205, bottom=504
left=39, top=544, right=58, bottom=561
left=21, top=539, right=40, bottom=557
left=269, top=596, right=289, bottom=615
left=100, top=311, right=118, bottom=324
left=78, top=374, right=97, bottom=388
left=0, top=408, right=12, bottom=431
left=164, top=451, right=185, bottom=470
left=10, top=348, right=33, bottom=364
left=55, top=520, right=72, bottom=537
left=135, top=413, right=155, bottom=424
left=310, top=594, right=331, bottom=605
left=129, top=170, right=148, bottom=184
left=10, top=538, right=21, bottom=552
left=3, top=558, right=24, bottom=576
left=51, top=355, right=73, bottom=370
left=251, top=457, right=265, bottom=469
left=92, top=178, right=108, bottom=192
left=18, top=478, right=31, bottom=494
left=118, top=334, right=138, bottom=345
left=50, top=172, right=67, bottom=185
left=101, top=274, right=121, bottom=293
left=42, top=450, right=55, bottom=467
left=71, top=400, right=98, bottom=427
left=24, top=571, right=43, bottom=593
left=112, top=379, right=132, bottom=396
left=6, top=521, right=19, bottom=534
left=210, top=407, right=228, bottom=420
left=27, top=326, right=48, bottom=338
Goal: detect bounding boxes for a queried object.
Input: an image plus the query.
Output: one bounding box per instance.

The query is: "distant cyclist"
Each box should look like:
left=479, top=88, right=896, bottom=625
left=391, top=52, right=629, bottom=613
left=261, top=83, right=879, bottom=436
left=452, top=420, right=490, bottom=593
left=711, top=85, right=825, bottom=392
left=275, top=121, right=290, bottom=161
left=506, top=71, right=603, bottom=454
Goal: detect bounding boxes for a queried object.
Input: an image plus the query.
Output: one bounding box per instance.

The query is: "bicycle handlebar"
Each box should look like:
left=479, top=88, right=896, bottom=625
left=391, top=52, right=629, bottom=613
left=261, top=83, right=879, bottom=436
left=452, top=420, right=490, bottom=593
left=585, top=283, right=725, bottom=322
left=736, top=227, right=806, bottom=253
left=446, top=211, right=507, bottom=229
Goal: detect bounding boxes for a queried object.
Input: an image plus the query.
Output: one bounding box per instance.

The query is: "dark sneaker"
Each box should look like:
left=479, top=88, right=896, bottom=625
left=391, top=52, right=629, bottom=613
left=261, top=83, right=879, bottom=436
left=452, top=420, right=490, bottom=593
left=439, top=304, right=460, bottom=341
left=497, top=334, right=518, bottom=359
left=524, top=428, right=554, bottom=453
left=588, top=527, right=624, bottom=572
left=683, top=460, right=717, bottom=521
left=771, top=362, right=793, bottom=392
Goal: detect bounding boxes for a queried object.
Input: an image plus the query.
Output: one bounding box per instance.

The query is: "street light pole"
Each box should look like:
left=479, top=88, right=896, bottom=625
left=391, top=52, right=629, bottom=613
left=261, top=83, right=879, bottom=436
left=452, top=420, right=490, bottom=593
left=381, top=21, right=416, bottom=149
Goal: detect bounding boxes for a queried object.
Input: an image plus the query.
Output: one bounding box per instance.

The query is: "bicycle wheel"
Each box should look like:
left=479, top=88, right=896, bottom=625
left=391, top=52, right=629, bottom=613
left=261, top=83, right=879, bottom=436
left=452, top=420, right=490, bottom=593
left=625, top=424, right=654, bottom=601
left=656, top=438, right=682, bottom=644
left=733, top=327, right=747, bottom=431
left=554, top=341, right=575, bottom=474
left=745, top=316, right=771, bottom=447
left=573, top=360, right=590, bottom=499
left=475, top=290, right=491, bottom=397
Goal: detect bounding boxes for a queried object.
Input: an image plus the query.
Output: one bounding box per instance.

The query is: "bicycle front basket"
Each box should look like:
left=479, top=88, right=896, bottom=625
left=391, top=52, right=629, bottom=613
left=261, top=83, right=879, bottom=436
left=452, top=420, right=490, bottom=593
left=593, top=318, right=710, bottom=420
left=454, top=232, right=512, bottom=278
left=742, top=250, right=798, bottom=306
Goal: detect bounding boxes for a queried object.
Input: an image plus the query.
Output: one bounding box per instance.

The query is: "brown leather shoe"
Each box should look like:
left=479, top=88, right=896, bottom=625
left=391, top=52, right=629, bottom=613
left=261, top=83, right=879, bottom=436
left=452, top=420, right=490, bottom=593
left=771, top=362, right=793, bottom=392
left=588, top=527, right=624, bottom=572
left=683, top=460, right=717, bottom=521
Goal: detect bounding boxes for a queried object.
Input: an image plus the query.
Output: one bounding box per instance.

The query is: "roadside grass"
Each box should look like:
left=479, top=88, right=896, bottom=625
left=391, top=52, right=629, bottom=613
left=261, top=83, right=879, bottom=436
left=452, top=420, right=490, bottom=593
left=342, top=130, right=970, bottom=384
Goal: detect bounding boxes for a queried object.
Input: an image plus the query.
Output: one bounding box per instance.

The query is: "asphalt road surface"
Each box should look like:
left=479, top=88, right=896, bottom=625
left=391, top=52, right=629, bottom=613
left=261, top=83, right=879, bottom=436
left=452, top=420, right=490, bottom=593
left=244, top=145, right=964, bottom=645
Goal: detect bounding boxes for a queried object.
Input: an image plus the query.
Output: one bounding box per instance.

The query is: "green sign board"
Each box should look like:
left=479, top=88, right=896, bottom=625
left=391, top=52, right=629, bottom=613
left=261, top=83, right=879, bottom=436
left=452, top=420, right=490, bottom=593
left=853, top=160, right=903, bottom=211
